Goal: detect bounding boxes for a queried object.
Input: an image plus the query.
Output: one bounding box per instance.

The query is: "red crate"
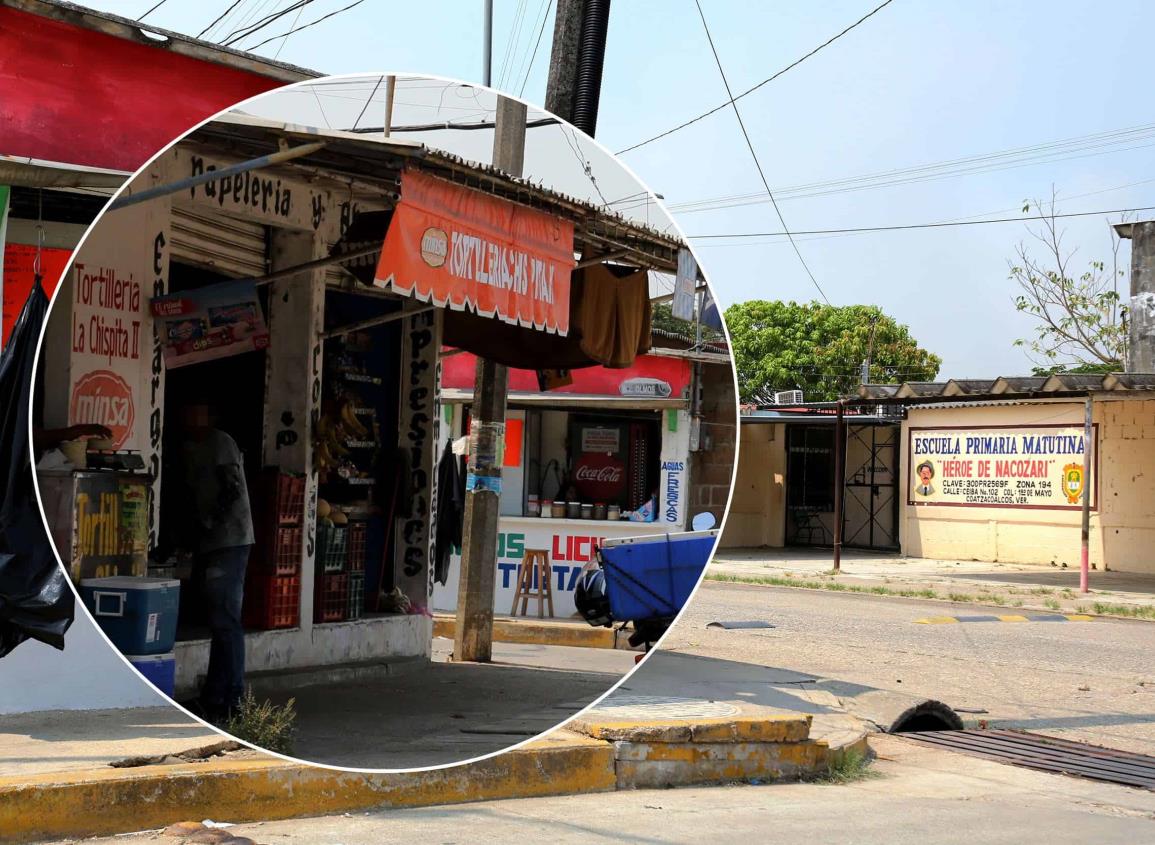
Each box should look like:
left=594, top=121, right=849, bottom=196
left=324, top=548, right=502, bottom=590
left=244, top=574, right=300, bottom=630
left=276, top=473, right=306, bottom=525
left=314, top=572, right=349, bottom=624
left=346, top=522, right=367, bottom=572
left=269, top=525, right=302, bottom=576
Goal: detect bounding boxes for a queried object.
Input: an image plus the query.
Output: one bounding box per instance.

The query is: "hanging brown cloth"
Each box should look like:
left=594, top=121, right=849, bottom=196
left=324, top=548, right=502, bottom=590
left=441, top=264, right=651, bottom=370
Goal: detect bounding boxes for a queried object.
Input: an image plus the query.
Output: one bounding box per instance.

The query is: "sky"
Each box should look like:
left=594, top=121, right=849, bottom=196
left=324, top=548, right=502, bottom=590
left=84, top=0, right=1155, bottom=380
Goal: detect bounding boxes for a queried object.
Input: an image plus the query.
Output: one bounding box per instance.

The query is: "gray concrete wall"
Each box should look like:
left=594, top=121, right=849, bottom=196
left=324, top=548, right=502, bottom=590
left=0, top=614, right=163, bottom=714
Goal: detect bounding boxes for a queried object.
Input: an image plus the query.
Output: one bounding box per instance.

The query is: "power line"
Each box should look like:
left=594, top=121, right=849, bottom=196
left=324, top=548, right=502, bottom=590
left=561, top=127, right=609, bottom=205
left=272, top=0, right=308, bottom=58
left=497, top=0, right=529, bottom=89
left=137, top=0, right=170, bottom=21
left=246, top=0, right=366, bottom=51
left=667, top=124, right=1155, bottom=214
left=617, top=0, right=895, bottom=155
left=689, top=204, right=1155, bottom=239
left=691, top=178, right=1155, bottom=249
left=221, top=0, right=313, bottom=45
left=693, top=0, right=830, bottom=304
left=344, top=117, right=561, bottom=134
left=197, top=0, right=246, bottom=37
left=211, top=0, right=278, bottom=42
left=351, top=74, right=383, bottom=131
left=519, top=0, right=554, bottom=97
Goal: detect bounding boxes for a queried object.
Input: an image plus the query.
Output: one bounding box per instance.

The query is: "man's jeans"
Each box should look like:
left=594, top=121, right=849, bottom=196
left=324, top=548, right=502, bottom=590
left=197, top=545, right=251, bottom=717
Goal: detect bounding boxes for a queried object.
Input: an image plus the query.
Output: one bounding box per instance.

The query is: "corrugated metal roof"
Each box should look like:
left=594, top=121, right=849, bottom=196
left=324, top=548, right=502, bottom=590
left=858, top=373, right=1155, bottom=403
left=196, top=114, right=687, bottom=274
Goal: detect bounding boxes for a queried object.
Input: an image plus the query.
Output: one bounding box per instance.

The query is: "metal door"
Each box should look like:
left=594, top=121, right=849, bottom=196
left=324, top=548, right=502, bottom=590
left=841, top=423, right=900, bottom=551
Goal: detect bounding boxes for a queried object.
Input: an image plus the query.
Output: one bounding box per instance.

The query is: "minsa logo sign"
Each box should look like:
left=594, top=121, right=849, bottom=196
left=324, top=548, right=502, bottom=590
left=70, top=370, right=134, bottom=448
left=420, top=227, right=448, bottom=267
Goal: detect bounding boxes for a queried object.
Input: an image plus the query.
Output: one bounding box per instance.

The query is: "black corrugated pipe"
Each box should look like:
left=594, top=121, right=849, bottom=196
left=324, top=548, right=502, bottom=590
left=571, top=0, right=611, bottom=137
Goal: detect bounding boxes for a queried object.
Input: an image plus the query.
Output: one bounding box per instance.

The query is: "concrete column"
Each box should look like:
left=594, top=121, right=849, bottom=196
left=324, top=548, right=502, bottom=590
left=394, top=308, right=442, bottom=621
left=659, top=409, right=692, bottom=530
left=1128, top=221, right=1155, bottom=373
left=262, top=227, right=327, bottom=632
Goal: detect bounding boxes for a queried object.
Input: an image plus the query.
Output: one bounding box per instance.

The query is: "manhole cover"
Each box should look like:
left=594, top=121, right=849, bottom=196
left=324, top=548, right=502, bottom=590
left=591, top=695, right=739, bottom=720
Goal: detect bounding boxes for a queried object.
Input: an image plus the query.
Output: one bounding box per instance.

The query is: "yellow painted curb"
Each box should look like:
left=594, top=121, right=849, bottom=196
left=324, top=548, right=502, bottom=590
left=0, top=731, right=615, bottom=844
left=571, top=713, right=813, bottom=744
left=1065, top=614, right=1095, bottom=622
left=915, top=616, right=961, bottom=624
left=433, top=614, right=630, bottom=649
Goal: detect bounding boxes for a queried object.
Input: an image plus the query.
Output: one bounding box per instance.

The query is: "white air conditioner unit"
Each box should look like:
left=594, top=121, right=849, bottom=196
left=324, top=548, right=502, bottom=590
left=774, top=390, right=804, bottom=405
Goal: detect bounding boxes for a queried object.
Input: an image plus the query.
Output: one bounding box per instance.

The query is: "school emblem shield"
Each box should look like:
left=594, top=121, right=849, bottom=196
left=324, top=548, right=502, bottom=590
left=1062, top=462, right=1085, bottom=505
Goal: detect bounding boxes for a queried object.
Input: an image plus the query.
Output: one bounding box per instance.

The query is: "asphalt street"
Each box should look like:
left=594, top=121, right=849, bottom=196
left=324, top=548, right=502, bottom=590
left=661, top=580, right=1155, bottom=754
left=48, top=735, right=1155, bottom=844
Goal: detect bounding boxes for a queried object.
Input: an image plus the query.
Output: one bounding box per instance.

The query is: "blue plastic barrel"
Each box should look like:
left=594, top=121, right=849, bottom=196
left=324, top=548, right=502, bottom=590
left=597, top=530, right=717, bottom=622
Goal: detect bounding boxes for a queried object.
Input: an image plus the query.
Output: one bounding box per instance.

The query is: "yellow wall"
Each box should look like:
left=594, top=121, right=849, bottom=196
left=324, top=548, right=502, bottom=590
left=902, top=398, right=1155, bottom=574
left=721, top=422, right=786, bottom=548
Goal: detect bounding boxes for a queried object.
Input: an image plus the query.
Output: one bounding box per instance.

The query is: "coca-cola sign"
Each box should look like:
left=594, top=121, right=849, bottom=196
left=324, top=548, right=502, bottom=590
left=575, top=464, right=623, bottom=483
left=573, top=451, right=627, bottom=502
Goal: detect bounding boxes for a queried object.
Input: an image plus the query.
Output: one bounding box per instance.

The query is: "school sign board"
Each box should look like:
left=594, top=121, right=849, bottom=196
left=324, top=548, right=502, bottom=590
left=908, top=424, right=1098, bottom=510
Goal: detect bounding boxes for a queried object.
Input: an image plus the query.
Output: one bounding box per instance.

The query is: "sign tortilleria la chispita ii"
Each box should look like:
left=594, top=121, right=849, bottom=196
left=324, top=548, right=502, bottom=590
left=373, top=169, right=575, bottom=335
left=908, top=424, right=1098, bottom=510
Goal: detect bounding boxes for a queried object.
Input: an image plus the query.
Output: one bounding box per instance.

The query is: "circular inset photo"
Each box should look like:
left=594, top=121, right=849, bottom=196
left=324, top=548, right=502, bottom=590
left=30, top=73, right=737, bottom=771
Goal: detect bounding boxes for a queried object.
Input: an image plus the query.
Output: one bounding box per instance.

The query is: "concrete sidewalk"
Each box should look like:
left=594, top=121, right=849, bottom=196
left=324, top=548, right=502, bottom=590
left=0, top=651, right=869, bottom=843
left=711, top=548, right=1155, bottom=619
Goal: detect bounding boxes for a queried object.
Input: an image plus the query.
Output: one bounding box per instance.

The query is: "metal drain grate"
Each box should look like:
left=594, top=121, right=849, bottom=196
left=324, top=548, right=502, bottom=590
left=903, top=729, right=1155, bottom=790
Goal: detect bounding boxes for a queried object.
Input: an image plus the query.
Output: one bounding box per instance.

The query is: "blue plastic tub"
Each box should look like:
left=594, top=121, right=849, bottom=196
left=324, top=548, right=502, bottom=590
left=79, top=577, right=180, bottom=655
left=597, top=530, right=718, bottom=622
left=126, top=652, right=176, bottom=698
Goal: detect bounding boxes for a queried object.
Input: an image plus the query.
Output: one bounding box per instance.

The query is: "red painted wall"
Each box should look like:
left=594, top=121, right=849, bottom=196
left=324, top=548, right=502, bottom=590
left=0, top=7, right=289, bottom=171
left=442, top=351, right=692, bottom=397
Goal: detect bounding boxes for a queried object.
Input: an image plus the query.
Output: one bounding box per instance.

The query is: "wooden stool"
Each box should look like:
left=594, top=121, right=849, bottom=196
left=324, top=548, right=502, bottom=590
left=511, top=548, right=554, bottom=618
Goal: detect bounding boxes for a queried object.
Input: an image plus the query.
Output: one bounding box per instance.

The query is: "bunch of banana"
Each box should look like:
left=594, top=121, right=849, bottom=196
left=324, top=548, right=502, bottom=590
left=339, top=399, right=369, bottom=438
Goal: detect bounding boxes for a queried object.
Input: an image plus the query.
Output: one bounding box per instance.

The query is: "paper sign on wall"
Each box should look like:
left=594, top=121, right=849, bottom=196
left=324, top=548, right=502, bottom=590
left=151, top=279, right=270, bottom=368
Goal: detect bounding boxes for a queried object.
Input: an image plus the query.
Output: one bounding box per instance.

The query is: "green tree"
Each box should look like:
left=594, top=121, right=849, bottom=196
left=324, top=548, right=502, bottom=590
left=724, top=300, right=941, bottom=403
left=1010, top=195, right=1127, bottom=371
left=650, top=301, right=724, bottom=341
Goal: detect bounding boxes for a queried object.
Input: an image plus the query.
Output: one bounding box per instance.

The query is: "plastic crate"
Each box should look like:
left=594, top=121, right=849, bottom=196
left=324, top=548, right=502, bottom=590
left=268, top=525, right=302, bottom=576
left=79, top=577, right=180, bottom=655
left=243, top=574, right=301, bottom=630
left=597, top=530, right=718, bottom=623
left=316, top=522, right=348, bottom=573
left=314, top=572, right=349, bottom=623
left=347, top=570, right=365, bottom=620
left=346, top=522, right=367, bottom=572
left=276, top=472, right=306, bottom=525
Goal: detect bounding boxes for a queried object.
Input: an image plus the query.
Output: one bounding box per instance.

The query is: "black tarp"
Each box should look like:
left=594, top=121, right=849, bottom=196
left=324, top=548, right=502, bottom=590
left=0, top=279, right=73, bottom=658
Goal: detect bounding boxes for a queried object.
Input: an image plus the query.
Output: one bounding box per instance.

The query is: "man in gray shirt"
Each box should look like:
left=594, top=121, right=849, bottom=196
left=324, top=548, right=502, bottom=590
left=177, top=403, right=254, bottom=722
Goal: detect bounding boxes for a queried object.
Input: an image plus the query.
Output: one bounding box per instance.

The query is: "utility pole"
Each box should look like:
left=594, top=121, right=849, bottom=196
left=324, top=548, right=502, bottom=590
left=1115, top=220, right=1155, bottom=372
left=455, top=0, right=608, bottom=662
left=453, top=96, right=527, bottom=663
left=483, top=0, right=493, bottom=87
left=545, top=0, right=585, bottom=118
